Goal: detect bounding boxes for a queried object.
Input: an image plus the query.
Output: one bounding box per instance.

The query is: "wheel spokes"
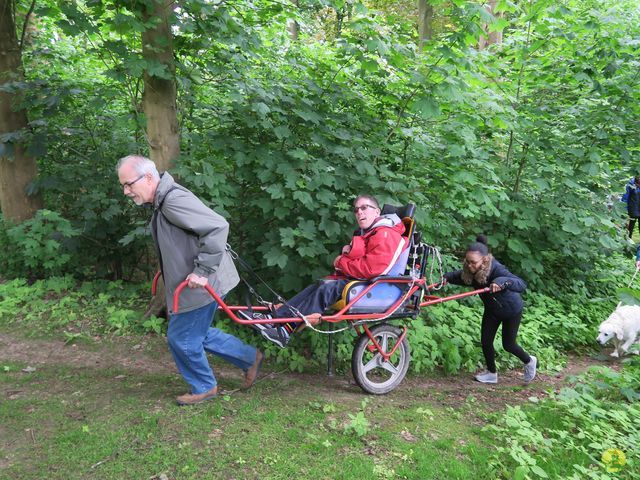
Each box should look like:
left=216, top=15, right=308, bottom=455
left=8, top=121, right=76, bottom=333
left=380, top=333, right=389, bottom=353
left=362, top=355, right=381, bottom=374
left=361, top=334, right=401, bottom=377
left=379, top=359, right=399, bottom=375
left=353, top=326, right=410, bottom=394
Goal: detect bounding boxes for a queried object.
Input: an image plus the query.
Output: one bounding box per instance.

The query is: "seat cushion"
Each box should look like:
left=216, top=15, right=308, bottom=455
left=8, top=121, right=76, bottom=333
left=331, top=281, right=404, bottom=314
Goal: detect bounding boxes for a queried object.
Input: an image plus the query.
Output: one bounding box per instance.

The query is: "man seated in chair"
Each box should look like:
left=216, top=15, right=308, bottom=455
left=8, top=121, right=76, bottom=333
left=242, top=194, right=408, bottom=347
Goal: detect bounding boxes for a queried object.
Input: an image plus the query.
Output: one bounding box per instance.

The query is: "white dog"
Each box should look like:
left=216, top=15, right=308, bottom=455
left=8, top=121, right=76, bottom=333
left=597, top=305, right=640, bottom=357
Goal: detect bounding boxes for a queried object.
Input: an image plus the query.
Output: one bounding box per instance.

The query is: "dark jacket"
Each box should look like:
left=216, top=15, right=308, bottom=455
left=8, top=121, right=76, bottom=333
left=444, top=258, right=526, bottom=317
left=626, top=180, right=640, bottom=218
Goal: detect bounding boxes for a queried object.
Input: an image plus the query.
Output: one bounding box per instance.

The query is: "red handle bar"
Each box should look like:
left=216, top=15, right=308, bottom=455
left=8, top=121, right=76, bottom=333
left=171, top=280, right=274, bottom=325
left=419, top=287, right=490, bottom=307
left=173, top=280, right=220, bottom=314
left=151, top=271, right=162, bottom=296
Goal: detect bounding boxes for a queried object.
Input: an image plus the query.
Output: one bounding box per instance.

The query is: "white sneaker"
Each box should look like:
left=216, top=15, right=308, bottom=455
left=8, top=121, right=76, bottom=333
left=261, top=326, right=290, bottom=348
left=524, top=356, right=537, bottom=383
left=475, top=371, right=498, bottom=384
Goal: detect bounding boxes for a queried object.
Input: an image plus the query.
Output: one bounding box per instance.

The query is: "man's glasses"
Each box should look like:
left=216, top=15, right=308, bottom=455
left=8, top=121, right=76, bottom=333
left=122, top=174, right=145, bottom=190
left=353, top=204, right=377, bottom=213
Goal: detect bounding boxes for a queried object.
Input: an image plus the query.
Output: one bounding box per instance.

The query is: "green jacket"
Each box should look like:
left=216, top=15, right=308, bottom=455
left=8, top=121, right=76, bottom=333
left=151, top=172, right=240, bottom=314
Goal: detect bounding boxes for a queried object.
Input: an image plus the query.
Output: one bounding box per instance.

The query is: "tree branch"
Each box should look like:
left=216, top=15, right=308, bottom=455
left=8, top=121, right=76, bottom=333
left=19, top=0, right=36, bottom=53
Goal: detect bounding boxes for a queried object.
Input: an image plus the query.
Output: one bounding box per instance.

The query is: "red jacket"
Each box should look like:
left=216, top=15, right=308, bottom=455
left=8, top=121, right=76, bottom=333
left=333, top=215, right=407, bottom=280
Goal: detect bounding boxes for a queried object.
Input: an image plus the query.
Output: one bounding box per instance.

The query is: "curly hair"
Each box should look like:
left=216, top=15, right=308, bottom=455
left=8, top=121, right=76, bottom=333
left=461, top=253, right=494, bottom=286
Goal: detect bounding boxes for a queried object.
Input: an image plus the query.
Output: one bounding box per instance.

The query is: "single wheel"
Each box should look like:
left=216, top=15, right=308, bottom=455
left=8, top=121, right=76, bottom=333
left=351, top=323, right=410, bottom=394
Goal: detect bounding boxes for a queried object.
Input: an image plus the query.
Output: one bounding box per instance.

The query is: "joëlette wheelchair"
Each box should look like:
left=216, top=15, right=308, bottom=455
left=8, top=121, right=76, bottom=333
left=157, top=204, right=487, bottom=394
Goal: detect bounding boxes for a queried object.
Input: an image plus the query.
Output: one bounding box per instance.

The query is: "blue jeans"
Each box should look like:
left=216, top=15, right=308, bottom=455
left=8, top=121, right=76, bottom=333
left=167, top=301, right=258, bottom=394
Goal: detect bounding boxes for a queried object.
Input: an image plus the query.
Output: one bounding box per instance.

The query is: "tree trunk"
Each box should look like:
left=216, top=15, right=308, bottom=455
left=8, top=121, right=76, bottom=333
left=141, top=0, right=179, bottom=173
left=418, top=0, right=433, bottom=51
left=288, top=0, right=299, bottom=41
left=0, top=0, right=42, bottom=221
left=478, top=0, right=503, bottom=50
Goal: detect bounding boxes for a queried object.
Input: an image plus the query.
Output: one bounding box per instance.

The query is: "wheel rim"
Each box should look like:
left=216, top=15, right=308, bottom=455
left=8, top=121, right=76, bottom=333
left=358, top=331, right=407, bottom=390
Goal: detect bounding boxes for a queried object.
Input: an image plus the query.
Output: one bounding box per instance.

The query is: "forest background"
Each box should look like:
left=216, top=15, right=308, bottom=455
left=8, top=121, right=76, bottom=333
left=1, top=0, right=640, bottom=478
left=1, top=0, right=640, bottom=368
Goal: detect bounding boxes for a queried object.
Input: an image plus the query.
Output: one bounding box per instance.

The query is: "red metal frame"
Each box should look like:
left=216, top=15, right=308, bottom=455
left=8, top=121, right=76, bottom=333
left=151, top=271, right=161, bottom=296
left=419, top=286, right=490, bottom=307
left=168, top=277, right=489, bottom=359
left=362, top=323, right=408, bottom=361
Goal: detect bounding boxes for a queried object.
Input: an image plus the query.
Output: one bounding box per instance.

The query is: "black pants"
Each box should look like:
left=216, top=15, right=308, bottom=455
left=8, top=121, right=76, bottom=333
left=481, top=311, right=530, bottom=373
left=628, top=217, right=640, bottom=238
left=274, top=279, right=349, bottom=329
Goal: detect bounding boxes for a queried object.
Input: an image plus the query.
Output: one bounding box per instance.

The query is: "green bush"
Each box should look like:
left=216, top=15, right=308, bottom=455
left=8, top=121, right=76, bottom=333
left=8, top=0, right=636, bottom=293
left=484, top=358, right=640, bottom=479
left=0, top=277, right=157, bottom=337
left=0, top=211, right=80, bottom=278
left=0, top=262, right=620, bottom=376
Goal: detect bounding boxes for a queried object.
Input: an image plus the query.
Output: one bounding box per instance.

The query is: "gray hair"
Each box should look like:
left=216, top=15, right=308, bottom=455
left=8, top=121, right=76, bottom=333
left=116, top=155, right=160, bottom=179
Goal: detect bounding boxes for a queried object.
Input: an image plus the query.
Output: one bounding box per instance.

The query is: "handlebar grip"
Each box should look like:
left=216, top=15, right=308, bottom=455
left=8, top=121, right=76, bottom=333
left=172, top=280, right=219, bottom=313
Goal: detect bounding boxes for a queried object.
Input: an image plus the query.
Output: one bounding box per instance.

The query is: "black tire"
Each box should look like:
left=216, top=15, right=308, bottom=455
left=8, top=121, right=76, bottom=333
left=351, top=323, right=410, bottom=394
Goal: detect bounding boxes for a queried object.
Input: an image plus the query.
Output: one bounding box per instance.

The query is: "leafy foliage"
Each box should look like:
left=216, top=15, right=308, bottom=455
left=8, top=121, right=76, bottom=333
left=2, top=0, right=640, bottom=379
left=485, top=358, right=640, bottom=479
left=344, top=398, right=371, bottom=437
left=0, top=211, right=79, bottom=278
left=0, top=277, right=157, bottom=336
left=2, top=0, right=638, bottom=293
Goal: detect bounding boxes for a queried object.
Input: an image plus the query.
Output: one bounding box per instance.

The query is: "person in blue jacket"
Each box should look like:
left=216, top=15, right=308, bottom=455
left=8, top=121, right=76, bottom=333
left=443, top=235, right=537, bottom=384
left=625, top=176, right=640, bottom=238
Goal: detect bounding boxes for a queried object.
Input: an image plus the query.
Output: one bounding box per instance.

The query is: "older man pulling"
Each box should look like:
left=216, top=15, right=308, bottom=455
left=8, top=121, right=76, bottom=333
left=116, top=155, right=262, bottom=405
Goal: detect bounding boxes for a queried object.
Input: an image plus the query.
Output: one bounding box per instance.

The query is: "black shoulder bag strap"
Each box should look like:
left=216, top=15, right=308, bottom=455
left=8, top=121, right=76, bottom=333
left=151, top=185, right=181, bottom=278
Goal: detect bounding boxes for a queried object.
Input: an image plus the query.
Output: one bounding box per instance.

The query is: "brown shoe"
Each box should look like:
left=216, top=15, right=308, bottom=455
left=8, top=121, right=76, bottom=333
left=243, top=350, right=264, bottom=389
left=176, top=386, right=218, bottom=406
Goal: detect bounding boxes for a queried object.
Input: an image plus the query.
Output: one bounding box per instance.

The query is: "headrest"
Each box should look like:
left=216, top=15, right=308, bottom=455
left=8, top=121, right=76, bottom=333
left=381, top=203, right=416, bottom=219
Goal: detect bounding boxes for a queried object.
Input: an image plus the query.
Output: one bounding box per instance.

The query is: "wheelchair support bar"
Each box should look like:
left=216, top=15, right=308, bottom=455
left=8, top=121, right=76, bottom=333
left=363, top=323, right=408, bottom=361
left=172, top=280, right=488, bottom=326
left=419, top=287, right=490, bottom=307
left=172, top=281, right=307, bottom=325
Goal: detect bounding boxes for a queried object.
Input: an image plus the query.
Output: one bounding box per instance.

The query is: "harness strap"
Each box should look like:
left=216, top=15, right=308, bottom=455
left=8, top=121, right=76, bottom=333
left=151, top=185, right=183, bottom=278
left=227, top=245, right=309, bottom=318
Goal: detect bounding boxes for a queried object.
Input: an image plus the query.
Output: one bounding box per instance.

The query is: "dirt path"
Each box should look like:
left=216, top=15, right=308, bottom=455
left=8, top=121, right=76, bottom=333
left=0, top=332, right=617, bottom=407
left=402, top=354, right=617, bottom=409
left=0, top=332, right=177, bottom=375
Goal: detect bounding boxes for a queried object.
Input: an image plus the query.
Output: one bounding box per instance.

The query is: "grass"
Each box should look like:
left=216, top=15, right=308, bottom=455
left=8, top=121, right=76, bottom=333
left=1, top=276, right=637, bottom=479
left=1, top=360, right=493, bottom=480
left=3, top=337, right=639, bottom=479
